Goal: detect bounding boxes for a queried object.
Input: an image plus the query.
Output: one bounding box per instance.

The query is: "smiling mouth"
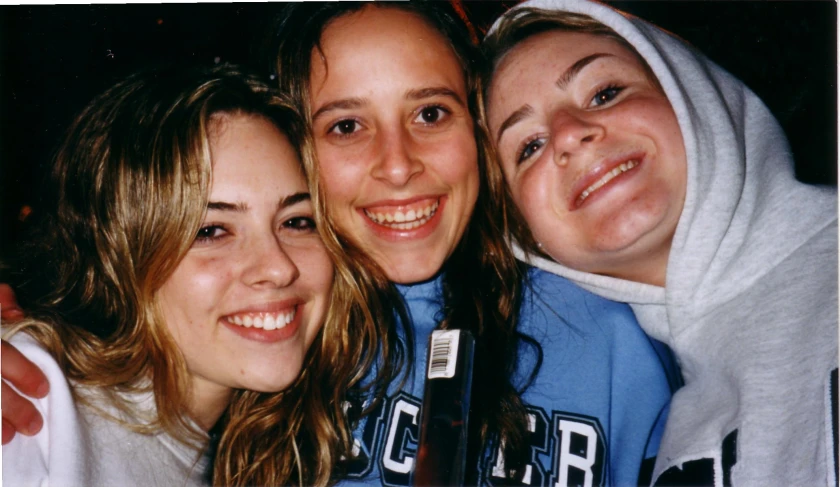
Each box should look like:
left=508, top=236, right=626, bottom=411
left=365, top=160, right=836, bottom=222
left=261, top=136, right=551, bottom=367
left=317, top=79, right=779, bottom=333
left=224, top=309, right=296, bottom=331
left=363, top=199, right=440, bottom=231
left=575, top=159, right=640, bottom=207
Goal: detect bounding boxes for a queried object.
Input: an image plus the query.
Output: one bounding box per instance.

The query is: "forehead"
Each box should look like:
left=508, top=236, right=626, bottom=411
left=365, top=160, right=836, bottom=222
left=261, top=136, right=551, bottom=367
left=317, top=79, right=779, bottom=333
left=491, top=30, right=648, bottom=93
left=311, top=7, right=464, bottom=89
left=320, top=7, right=450, bottom=54
left=209, top=115, right=304, bottom=189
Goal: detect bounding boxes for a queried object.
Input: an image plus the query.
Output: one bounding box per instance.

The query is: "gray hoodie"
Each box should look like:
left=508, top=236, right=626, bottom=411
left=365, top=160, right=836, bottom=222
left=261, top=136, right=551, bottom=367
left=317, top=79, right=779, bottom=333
left=491, top=1, right=838, bottom=485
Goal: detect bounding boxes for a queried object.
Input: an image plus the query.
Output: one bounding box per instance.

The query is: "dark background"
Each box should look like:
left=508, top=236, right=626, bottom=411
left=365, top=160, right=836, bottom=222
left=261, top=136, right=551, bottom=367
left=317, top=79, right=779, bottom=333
left=1, top=1, right=836, bottom=259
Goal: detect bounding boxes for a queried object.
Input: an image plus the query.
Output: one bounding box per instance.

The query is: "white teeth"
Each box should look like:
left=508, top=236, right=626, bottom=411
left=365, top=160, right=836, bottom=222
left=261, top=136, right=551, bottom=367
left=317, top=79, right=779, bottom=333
left=364, top=200, right=440, bottom=229
left=263, top=315, right=276, bottom=331
left=226, top=310, right=295, bottom=331
left=578, top=160, right=639, bottom=205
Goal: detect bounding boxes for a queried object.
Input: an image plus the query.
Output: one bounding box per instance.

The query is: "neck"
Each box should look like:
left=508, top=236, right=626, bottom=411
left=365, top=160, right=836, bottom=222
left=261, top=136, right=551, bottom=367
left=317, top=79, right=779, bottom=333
left=188, top=379, right=233, bottom=431
left=608, top=246, right=670, bottom=287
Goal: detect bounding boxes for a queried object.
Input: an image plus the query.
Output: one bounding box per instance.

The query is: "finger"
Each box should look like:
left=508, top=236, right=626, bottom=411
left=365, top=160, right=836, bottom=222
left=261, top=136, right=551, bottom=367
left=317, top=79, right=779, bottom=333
left=2, top=418, right=17, bottom=444
left=2, top=381, right=43, bottom=437
left=1, top=340, right=49, bottom=398
left=0, top=284, right=24, bottom=322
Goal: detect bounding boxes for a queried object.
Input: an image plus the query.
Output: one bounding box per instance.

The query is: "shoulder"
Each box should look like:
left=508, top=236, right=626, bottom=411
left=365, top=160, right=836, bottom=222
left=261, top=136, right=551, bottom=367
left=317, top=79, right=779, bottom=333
left=516, top=265, right=667, bottom=355
left=6, top=331, right=66, bottom=382
left=521, top=265, right=636, bottom=320
left=4, top=330, right=77, bottom=415
left=2, top=331, right=88, bottom=484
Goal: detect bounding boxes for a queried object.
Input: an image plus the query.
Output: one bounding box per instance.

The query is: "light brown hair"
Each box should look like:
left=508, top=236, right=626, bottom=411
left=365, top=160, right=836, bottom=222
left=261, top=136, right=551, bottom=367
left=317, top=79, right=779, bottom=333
left=6, top=63, right=388, bottom=486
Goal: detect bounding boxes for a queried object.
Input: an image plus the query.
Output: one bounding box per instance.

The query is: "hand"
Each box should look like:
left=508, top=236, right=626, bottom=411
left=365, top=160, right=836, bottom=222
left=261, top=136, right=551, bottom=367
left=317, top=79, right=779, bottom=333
left=0, top=284, right=25, bottom=322
left=2, top=340, right=49, bottom=444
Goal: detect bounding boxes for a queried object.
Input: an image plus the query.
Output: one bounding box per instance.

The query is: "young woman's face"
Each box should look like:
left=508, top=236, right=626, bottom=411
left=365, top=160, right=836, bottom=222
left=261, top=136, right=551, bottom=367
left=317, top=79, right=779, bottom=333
left=487, top=31, right=686, bottom=286
left=157, top=115, right=333, bottom=425
left=309, top=7, right=479, bottom=284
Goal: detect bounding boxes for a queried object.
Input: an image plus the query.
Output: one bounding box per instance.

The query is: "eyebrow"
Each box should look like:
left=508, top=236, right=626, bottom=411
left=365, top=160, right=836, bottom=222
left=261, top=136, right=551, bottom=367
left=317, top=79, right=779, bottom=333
left=206, top=192, right=311, bottom=213
left=406, top=86, right=465, bottom=106
left=278, top=192, right=311, bottom=209
left=495, top=52, right=613, bottom=143
left=495, top=105, right=534, bottom=143
left=311, top=98, right=364, bottom=124
left=207, top=201, right=248, bottom=212
left=311, top=86, right=465, bottom=124
left=556, top=52, right=611, bottom=91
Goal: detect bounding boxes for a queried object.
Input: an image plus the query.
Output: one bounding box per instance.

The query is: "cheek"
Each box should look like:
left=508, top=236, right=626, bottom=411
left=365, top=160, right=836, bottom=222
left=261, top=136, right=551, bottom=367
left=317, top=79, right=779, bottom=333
left=622, top=98, right=684, bottom=152
left=287, top=244, right=335, bottom=303
left=158, top=258, right=234, bottom=328
left=433, top=132, right=480, bottom=200
left=316, top=147, right=367, bottom=212
left=310, top=254, right=335, bottom=301
left=513, top=165, right=585, bottom=254
left=291, top=247, right=334, bottom=343
left=659, top=122, right=688, bottom=198
left=635, top=106, right=687, bottom=205
left=516, top=165, right=556, bottom=220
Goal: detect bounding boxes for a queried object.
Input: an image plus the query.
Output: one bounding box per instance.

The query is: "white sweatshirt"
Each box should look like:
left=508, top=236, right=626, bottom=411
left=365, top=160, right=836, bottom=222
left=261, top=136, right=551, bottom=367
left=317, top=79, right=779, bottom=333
left=2, top=333, right=212, bottom=487
left=491, top=1, right=838, bottom=485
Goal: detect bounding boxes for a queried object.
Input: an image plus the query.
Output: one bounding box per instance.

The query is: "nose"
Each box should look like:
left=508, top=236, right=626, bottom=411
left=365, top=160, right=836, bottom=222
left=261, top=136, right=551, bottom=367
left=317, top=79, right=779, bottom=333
left=242, top=234, right=300, bottom=289
left=370, top=126, right=424, bottom=186
left=550, top=111, right=605, bottom=165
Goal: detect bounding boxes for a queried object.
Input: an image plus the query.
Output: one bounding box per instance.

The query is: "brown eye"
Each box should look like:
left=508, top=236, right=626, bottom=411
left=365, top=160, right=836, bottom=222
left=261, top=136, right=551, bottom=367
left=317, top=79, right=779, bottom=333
left=283, top=216, right=316, bottom=232
left=194, top=225, right=228, bottom=244
left=422, top=107, right=441, bottom=122
left=330, top=119, right=359, bottom=135
left=414, top=105, right=449, bottom=125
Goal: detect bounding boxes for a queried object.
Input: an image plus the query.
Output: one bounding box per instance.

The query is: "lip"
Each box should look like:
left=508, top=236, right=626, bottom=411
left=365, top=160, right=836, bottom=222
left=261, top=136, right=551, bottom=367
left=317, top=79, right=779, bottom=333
left=358, top=195, right=446, bottom=241
left=568, top=152, right=645, bottom=210
left=221, top=300, right=303, bottom=344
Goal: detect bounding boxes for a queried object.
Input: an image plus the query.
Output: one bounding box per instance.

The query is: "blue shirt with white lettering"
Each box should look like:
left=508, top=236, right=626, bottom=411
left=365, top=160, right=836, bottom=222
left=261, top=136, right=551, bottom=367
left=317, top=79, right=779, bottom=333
left=338, top=266, right=679, bottom=486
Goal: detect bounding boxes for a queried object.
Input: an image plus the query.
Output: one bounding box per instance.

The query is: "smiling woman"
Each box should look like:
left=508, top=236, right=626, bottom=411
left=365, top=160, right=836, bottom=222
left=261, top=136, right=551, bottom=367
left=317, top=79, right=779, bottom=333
left=487, top=28, right=686, bottom=286
left=0, top=63, right=390, bottom=486
left=483, top=1, right=837, bottom=485
left=156, top=113, right=333, bottom=430
left=307, top=7, right=480, bottom=285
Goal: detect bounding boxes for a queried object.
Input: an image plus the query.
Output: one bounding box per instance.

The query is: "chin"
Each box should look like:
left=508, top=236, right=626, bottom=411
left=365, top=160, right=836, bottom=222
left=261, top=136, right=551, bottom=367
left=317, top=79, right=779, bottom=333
left=590, top=205, right=673, bottom=249
left=380, top=252, right=447, bottom=284
left=387, top=268, right=439, bottom=285
left=240, top=367, right=303, bottom=393
left=246, top=377, right=298, bottom=394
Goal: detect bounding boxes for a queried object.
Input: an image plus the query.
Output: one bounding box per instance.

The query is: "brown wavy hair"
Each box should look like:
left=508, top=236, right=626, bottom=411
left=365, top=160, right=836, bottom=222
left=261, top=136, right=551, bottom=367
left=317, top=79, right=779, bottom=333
left=5, top=63, right=396, bottom=485
left=264, top=2, right=538, bottom=479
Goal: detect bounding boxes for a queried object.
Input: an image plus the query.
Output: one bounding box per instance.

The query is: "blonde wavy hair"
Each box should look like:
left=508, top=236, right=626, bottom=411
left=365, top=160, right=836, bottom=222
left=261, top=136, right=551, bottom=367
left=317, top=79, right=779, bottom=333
left=5, top=63, right=391, bottom=485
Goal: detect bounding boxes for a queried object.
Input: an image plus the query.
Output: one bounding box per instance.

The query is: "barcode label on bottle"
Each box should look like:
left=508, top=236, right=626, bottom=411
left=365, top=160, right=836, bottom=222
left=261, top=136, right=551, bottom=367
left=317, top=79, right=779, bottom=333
left=427, top=330, right=461, bottom=379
